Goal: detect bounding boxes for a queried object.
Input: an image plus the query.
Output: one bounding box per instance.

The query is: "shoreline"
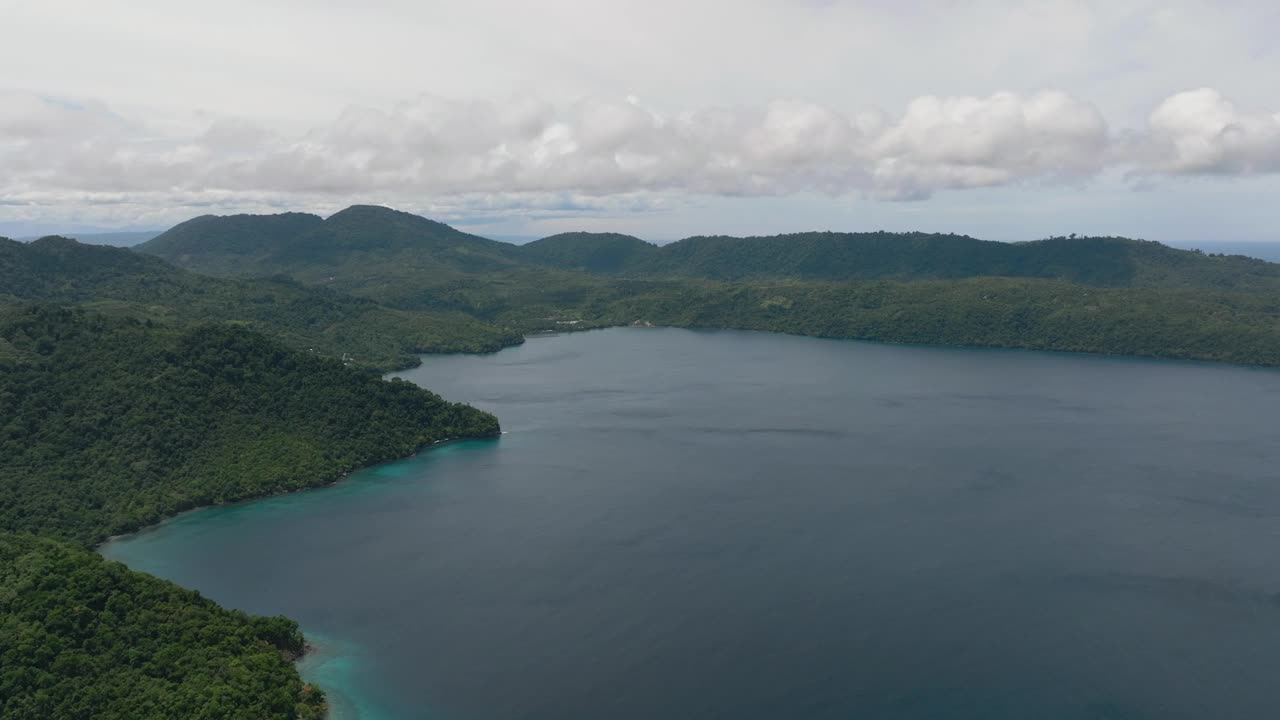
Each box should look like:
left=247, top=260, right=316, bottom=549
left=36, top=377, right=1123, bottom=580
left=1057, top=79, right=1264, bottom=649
left=546, top=321, right=1280, bottom=371
left=494, top=320, right=1280, bottom=371
left=95, top=431, right=500, bottom=550
left=97, top=430, right=501, bottom=720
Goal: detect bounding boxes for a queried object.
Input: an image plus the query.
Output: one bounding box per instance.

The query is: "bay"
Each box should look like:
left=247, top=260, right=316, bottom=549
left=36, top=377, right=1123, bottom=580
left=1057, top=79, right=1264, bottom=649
left=102, top=328, right=1280, bottom=719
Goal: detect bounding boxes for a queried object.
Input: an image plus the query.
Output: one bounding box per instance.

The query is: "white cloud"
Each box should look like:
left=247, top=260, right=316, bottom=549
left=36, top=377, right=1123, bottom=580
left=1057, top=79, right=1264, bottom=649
left=868, top=92, right=1109, bottom=200
left=3, top=1, right=1280, bottom=234
left=1137, top=88, right=1280, bottom=175
left=2, top=86, right=1280, bottom=230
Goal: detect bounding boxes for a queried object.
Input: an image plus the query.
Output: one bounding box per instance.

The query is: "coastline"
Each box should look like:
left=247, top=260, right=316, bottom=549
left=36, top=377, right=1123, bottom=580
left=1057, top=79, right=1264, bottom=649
left=568, top=321, right=1280, bottom=370
left=94, top=431, right=500, bottom=550
left=507, top=320, right=1280, bottom=371
left=97, top=429, right=502, bottom=720
left=293, top=634, right=369, bottom=720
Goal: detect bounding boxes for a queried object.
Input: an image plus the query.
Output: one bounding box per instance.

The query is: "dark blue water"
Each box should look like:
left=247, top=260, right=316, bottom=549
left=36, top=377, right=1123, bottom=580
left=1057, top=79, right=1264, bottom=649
left=103, top=328, right=1280, bottom=720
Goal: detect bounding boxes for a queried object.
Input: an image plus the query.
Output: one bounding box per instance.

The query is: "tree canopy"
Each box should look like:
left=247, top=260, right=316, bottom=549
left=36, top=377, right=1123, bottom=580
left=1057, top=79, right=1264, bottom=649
left=0, top=307, right=499, bottom=718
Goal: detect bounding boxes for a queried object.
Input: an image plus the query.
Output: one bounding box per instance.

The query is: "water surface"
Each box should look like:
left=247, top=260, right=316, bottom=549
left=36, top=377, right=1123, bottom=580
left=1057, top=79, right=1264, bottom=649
left=103, top=328, right=1280, bottom=719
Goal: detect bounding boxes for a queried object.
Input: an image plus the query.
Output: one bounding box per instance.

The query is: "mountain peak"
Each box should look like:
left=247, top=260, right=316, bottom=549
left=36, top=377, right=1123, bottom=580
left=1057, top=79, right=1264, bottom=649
left=328, top=204, right=412, bottom=218
left=520, top=232, right=659, bottom=273
left=137, top=212, right=325, bottom=264
left=322, top=205, right=462, bottom=236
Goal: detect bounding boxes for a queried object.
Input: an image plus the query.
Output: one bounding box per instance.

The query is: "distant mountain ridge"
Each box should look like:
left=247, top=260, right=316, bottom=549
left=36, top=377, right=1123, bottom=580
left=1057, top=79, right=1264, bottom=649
left=125, top=204, right=1280, bottom=367
left=136, top=211, right=327, bottom=275
left=16, top=230, right=161, bottom=247
left=138, top=205, right=1280, bottom=294
left=520, top=232, right=659, bottom=273
left=522, top=230, right=1280, bottom=292
left=137, top=205, right=521, bottom=279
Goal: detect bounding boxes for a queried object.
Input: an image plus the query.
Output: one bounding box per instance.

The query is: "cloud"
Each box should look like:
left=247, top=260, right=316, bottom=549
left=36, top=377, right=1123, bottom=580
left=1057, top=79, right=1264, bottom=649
left=2, top=87, right=1279, bottom=227
left=1135, top=88, right=1280, bottom=175
left=868, top=91, right=1109, bottom=200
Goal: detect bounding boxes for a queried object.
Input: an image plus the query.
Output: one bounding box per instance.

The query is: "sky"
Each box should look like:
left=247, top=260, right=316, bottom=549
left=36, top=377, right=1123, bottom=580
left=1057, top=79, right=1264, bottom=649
left=2, top=0, right=1279, bottom=242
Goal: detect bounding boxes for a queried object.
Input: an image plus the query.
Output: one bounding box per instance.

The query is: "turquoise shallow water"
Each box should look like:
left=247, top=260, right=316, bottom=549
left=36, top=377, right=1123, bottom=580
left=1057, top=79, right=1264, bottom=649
left=102, top=328, right=1280, bottom=719
left=101, top=449, right=470, bottom=720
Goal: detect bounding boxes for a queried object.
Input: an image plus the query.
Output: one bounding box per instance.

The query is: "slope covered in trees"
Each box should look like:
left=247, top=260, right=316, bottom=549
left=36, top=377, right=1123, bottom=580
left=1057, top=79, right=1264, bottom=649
left=519, top=232, right=659, bottom=273
left=140, top=207, right=1280, bottom=294
left=138, top=205, right=522, bottom=280
left=0, top=533, right=326, bottom=720
left=0, top=307, right=501, bottom=718
left=521, top=231, right=1280, bottom=291
left=598, top=277, right=1280, bottom=366
left=134, top=211, right=326, bottom=275
left=131, top=205, right=1280, bottom=366
left=8, top=203, right=1280, bottom=717
left=1, top=235, right=522, bottom=368
left=0, top=307, right=499, bottom=544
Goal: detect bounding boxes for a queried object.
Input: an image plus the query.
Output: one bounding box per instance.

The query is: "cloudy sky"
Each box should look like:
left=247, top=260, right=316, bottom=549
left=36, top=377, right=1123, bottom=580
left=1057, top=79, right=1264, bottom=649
left=3, top=0, right=1279, bottom=242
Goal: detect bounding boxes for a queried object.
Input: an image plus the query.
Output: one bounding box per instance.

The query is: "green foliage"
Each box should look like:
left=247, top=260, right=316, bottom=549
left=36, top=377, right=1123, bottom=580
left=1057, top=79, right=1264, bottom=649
left=0, top=236, right=523, bottom=369
left=0, top=307, right=500, bottom=719
left=8, top=205, right=1280, bottom=718
left=0, top=532, right=325, bottom=720
left=520, top=232, right=658, bottom=273
left=599, top=277, right=1280, bottom=366
left=0, top=307, right=500, bottom=546
left=132, top=206, right=1280, bottom=367
left=138, top=205, right=524, bottom=280
left=133, top=212, right=324, bottom=275
left=522, top=230, right=1280, bottom=291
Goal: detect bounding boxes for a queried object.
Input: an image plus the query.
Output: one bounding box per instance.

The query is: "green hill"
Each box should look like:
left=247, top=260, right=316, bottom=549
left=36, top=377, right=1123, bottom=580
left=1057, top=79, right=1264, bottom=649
left=135, top=212, right=325, bottom=276
left=0, top=308, right=500, bottom=718
left=130, top=205, right=1280, bottom=366
left=0, top=533, right=325, bottom=720
left=273, top=205, right=517, bottom=268
left=140, top=205, right=521, bottom=279
left=17, top=230, right=161, bottom=247
left=1, top=235, right=522, bottom=368
left=598, top=276, right=1280, bottom=366
left=138, top=205, right=1280, bottom=293
left=0, top=307, right=499, bottom=545
left=524, top=230, right=1280, bottom=291
left=521, top=232, right=659, bottom=273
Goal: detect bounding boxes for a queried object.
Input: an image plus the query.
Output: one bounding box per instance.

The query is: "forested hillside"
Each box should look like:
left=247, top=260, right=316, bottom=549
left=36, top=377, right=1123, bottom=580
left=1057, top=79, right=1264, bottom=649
left=519, top=232, right=659, bottom=273
left=0, top=533, right=326, bottom=720
left=137, top=205, right=522, bottom=280
left=135, top=212, right=326, bottom=275
left=130, top=205, right=1280, bottom=367
left=10, top=203, right=1280, bottom=718
left=0, top=307, right=499, bottom=544
left=141, top=206, right=1280, bottom=294
left=598, top=277, right=1280, bottom=366
left=1, top=235, right=522, bottom=368
left=520, top=230, right=1280, bottom=291
left=0, top=307, right=501, bottom=718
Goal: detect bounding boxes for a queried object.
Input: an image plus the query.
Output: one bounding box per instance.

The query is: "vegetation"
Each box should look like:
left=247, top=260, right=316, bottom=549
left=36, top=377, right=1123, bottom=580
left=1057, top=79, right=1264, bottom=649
left=519, top=230, right=1280, bottom=291
left=0, top=533, right=325, bottom=720
left=141, top=210, right=1280, bottom=294
left=6, top=203, right=1279, bottom=718
left=598, top=277, right=1280, bottom=366
left=1, top=235, right=523, bottom=370
left=135, top=212, right=326, bottom=275
left=136, top=206, right=525, bottom=280
left=134, top=205, right=1280, bottom=367
left=519, top=232, right=658, bottom=274
left=0, top=307, right=500, bottom=718
left=0, top=307, right=499, bottom=545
